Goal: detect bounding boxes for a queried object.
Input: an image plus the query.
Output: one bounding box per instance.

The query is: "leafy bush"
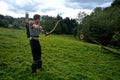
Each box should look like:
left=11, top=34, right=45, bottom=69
left=12, top=21, right=20, bottom=29
left=0, top=19, right=9, bottom=28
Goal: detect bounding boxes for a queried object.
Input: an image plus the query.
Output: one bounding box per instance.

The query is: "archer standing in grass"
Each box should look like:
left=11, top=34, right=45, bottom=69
left=25, top=13, right=48, bottom=73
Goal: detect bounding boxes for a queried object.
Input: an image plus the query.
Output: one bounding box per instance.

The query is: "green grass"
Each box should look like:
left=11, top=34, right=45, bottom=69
left=0, top=27, right=120, bottom=80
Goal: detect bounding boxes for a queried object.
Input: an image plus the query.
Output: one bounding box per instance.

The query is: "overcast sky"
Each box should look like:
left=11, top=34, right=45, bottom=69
left=0, top=0, right=113, bottom=19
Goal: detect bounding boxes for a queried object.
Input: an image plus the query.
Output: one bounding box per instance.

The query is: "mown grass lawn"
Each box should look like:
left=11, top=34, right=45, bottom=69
left=0, top=27, right=120, bottom=80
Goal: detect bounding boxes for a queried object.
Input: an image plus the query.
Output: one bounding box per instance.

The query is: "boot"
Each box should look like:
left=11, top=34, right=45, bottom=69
left=37, top=60, right=42, bottom=69
left=31, top=63, right=37, bottom=73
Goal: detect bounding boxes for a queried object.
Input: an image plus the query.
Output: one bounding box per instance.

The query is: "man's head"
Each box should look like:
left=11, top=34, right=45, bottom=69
left=33, top=14, right=40, bottom=20
left=33, top=14, right=40, bottom=24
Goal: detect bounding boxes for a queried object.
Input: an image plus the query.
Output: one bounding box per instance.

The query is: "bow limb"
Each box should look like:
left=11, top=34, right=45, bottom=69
left=40, top=20, right=61, bottom=40
left=48, top=20, right=61, bottom=34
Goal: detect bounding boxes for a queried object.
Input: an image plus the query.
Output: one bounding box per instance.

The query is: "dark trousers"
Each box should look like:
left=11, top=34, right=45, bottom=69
left=30, top=39, right=41, bottom=62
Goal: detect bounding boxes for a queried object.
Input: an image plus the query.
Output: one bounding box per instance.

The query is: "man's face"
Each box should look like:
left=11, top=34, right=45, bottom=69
left=35, top=19, right=40, bottom=24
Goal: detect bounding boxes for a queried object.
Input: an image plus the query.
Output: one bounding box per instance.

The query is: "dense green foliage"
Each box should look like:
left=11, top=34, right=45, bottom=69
left=0, top=14, right=9, bottom=28
left=111, top=0, right=120, bottom=7
left=40, top=15, right=77, bottom=35
left=0, top=27, right=120, bottom=80
left=74, top=0, right=120, bottom=46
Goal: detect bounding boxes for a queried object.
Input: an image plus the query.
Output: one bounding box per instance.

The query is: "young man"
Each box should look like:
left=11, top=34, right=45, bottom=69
left=26, top=14, right=48, bottom=73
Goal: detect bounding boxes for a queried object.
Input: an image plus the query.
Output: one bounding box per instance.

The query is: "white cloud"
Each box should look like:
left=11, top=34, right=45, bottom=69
left=0, top=1, right=8, bottom=15
left=0, top=0, right=113, bottom=19
left=99, top=2, right=112, bottom=8
left=37, top=0, right=92, bottom=18
left=0, top=1, right=24, bottom=17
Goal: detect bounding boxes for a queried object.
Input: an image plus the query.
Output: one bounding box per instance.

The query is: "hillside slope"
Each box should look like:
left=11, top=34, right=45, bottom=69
left=0, top=28, right=120, bottom=80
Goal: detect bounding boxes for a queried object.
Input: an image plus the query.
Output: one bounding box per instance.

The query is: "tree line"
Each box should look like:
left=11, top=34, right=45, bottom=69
left=0, top=14, right=25, bottom=29
left=0, top=14, right=78, bottom=35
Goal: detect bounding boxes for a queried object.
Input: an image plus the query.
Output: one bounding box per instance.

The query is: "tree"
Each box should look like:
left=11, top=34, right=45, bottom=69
left=12, top=21, right=20, bottom=29
left=0, top=19, right=9, bottom=28
left=0, top=14, right=4, bottom=19
left=4, top=15, right=14, bottom=24
left=111, top=0, right=120, bottom=7
left=77, top=11, right=87, bottom=24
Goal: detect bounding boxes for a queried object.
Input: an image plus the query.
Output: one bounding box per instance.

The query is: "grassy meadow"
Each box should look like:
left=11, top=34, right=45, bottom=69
left=0, top=27, right=120, bottom=80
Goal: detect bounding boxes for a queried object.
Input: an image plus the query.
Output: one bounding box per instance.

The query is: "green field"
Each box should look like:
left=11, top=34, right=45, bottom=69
left=0, top=27, right=120, bottom=80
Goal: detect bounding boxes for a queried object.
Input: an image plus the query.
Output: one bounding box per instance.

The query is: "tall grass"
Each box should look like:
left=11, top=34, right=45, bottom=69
left=0, top=27, right=120, bottom=80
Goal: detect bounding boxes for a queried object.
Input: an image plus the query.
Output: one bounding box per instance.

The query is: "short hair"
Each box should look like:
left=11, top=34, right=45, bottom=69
left=33, top=14, right=40, bottom=20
